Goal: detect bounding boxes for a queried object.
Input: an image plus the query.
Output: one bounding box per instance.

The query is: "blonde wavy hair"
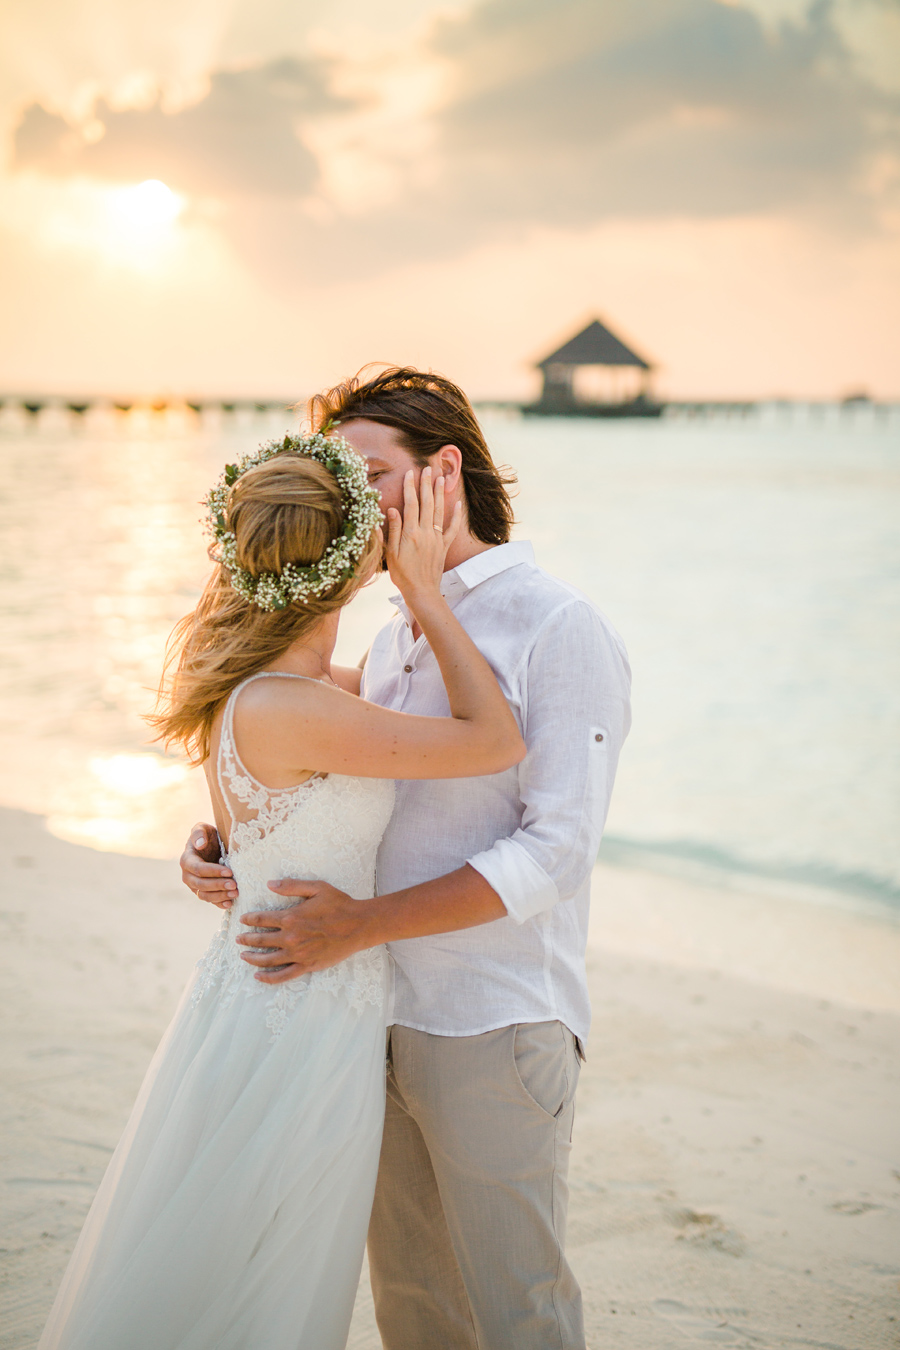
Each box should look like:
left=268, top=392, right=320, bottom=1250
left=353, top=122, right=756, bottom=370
left=150, top=452, right=380, bottom=764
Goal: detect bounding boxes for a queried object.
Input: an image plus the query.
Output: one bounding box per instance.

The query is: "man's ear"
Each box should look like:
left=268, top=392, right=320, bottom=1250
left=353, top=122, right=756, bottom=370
left=436, top=445, right=463, bottom=493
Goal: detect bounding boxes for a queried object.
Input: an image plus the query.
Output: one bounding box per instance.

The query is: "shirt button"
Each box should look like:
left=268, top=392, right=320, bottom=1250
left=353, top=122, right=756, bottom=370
left=404, top=664, right=413, bottom=673
left=595, top=733, right=604, bottom=742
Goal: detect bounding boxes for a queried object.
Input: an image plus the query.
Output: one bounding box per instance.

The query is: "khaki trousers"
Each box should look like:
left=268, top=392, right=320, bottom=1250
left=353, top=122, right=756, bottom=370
left=367, top=1021, right=585, bottom=1350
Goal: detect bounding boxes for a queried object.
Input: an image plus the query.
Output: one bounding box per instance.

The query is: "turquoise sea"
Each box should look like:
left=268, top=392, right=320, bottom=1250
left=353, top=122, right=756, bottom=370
left=1, top=402, right=897, bottom=913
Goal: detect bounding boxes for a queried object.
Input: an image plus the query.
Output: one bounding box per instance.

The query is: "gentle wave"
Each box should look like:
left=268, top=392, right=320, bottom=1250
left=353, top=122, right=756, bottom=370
left=599, top=834, right=900, bottom=920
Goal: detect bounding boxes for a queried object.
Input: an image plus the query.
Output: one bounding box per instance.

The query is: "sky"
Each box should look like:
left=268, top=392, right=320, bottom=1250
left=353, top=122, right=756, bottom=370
left=1, top=0, right=898, bottom=401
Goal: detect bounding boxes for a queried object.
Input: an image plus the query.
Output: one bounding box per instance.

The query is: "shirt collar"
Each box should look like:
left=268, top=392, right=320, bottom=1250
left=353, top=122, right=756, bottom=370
left=390, top=540, right=535, bottom=620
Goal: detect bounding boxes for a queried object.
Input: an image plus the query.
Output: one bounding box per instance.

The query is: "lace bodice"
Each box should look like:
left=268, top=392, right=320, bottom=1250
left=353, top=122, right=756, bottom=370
left=193, top=673, right=395, bottom=1037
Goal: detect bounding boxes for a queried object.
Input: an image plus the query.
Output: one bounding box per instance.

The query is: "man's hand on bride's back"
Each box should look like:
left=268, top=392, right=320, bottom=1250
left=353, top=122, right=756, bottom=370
left=236, top=879, right=368, bottom=980
left=180, top=822, right=238, bottom=910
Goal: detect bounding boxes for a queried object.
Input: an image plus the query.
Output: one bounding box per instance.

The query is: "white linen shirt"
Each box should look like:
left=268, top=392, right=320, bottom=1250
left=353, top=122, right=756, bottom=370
left=360, top=540, right=631, bottom=1042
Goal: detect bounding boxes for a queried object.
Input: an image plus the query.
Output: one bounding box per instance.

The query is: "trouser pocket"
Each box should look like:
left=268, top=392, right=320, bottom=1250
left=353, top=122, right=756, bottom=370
left=512, top=1020, right=578, bottom=1119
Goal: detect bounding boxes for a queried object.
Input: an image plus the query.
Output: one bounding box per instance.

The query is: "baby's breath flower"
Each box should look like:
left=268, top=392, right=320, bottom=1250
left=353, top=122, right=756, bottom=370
left=203, top=432, right=383, bottom=612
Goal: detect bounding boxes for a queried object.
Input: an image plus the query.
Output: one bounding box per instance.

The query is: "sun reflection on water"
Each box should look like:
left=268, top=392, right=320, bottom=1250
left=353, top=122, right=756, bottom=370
left=46, top=753, right=198, bottom=854
left=89, top=752, right=188, bottom=795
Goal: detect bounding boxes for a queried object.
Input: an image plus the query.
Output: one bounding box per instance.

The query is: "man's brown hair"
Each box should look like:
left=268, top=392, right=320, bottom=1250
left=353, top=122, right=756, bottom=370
left=308, top=366, right=516, bottom=547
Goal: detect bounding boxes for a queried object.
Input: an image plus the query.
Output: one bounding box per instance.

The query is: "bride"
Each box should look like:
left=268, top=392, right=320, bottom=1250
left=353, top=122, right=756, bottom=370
left=38, top=432, right=525, bottom=1350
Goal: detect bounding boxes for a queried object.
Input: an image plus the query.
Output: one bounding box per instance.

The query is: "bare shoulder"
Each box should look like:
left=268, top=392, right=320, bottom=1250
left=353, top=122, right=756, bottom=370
left=231, top=673, right=348, bottom=728
left=228, top=674, right=360, bottom=783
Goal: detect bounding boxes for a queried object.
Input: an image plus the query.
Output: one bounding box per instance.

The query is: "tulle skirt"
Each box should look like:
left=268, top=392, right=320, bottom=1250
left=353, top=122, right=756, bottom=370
left=38, top=968, right=387, bottom=1350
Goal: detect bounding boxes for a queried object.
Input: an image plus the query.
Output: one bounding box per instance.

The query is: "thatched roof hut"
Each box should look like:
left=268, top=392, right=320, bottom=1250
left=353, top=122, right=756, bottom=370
left=526, top=318, right=660, bottom=417
left=538, top=318, right=651, bottom=371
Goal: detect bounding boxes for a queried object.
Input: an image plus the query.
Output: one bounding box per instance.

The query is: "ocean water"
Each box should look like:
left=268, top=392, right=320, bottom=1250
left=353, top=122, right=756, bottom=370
left=1, top=402, right=897, bottom=912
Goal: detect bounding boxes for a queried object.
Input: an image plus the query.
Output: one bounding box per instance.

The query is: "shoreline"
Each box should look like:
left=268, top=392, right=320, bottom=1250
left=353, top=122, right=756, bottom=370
left=589, top=854, right=900, bottom=1014
left=599, top=834, right=900, bottom=925
left=1, top=806, right=898, bottom=1349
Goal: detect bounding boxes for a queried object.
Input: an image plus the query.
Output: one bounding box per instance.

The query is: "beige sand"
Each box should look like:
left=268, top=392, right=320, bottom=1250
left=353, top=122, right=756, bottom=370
left=1, top=806, right=898, bottom=1349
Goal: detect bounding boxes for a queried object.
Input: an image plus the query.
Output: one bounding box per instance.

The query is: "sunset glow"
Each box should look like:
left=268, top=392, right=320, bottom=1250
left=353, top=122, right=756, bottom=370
left=113, top=179, right=183, bottom=231
left=100, top=179, right=185, bottom=265
left=0, top=0, right=897, bottom=398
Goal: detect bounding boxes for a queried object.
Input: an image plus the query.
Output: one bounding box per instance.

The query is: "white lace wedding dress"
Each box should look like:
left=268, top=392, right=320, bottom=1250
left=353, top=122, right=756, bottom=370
left=39, top=673, right=395, bottom=1350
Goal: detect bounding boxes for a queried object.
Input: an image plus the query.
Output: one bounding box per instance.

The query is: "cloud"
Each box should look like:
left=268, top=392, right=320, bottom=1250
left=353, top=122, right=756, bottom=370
left=423, top=0, right=900, bottom=226
left=230, top=0, right=900, bottom=282
left=13, top=57, right=355, bottom=197
left=7, top=0, right=898, bottom=290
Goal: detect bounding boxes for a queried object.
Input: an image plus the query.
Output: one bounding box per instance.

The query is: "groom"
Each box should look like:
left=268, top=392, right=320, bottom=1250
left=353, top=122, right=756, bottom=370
left=181, top=366, right=631, bottom=1350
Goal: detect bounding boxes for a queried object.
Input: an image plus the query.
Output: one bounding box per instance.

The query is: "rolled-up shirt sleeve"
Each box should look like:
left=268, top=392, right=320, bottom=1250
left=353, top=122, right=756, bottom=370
left=467, top=600, right=631, bottom=924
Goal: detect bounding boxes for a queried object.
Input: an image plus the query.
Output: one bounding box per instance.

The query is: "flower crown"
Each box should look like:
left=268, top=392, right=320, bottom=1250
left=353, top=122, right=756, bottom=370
left=204, top=431, right=383, bottom=612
